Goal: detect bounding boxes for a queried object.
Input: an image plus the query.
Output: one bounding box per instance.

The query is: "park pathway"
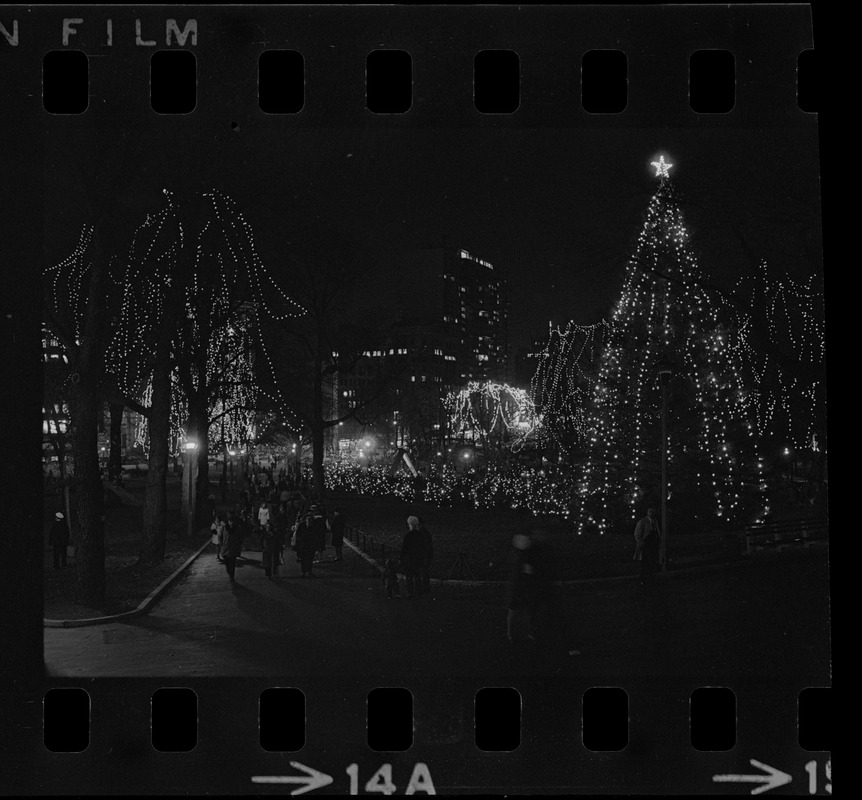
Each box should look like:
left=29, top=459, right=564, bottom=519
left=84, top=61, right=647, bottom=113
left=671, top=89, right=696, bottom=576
left=44, top=545, right=830, bottom=681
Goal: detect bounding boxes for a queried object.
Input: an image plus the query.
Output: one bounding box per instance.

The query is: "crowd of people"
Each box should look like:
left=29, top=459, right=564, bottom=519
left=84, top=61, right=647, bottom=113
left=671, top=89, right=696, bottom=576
left=209, top=474, right=346, bottom=582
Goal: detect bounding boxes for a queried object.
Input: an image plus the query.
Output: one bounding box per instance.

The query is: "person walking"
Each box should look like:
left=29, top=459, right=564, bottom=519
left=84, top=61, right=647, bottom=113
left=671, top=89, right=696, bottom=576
left=416, top=519, right=433, bottom=594
left=295, top=513, right=317, bottom=577
left=257, top=499, right=271, bottom=529
left=257, top=501, right=272, bottom=551
left=310, top=505, right=327, bottom=563
left=506, top=533, right=534, bottom=643
left=529, top=530, right=581, bottom=654
left=225, top=510, right=241, bottom=556
left=328, top=507, right=345, bottom=561
left=633, top=507, right=662, bottom=584
left=507, top=530, right=582, bottom=655
left=400, top=516, right=424, bottom=598
left=210, top=516, right=220, bottom=552
left=261, top=522, right=283, bottom=579
left=216, top=515, right=229, bottom=561
left=48, top=512, right=70, bottom=570
left=223, top=514, right=244, bottom=582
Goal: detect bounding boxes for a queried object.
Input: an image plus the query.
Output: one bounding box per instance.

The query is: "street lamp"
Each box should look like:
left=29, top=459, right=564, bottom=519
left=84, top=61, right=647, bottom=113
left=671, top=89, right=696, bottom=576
left=185, top=440, right=197, bottom=539
left=654, top=359, right=675, bottom=571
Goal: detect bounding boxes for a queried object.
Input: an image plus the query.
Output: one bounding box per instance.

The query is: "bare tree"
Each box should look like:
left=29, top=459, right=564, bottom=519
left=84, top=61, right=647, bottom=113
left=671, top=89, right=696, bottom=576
left=42, top=131, right=145, bottom=603
left=258, top=230, right=396, bottom=498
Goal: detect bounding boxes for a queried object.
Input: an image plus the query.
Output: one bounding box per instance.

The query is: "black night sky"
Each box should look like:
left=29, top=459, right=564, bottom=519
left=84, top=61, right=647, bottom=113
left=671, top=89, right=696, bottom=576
left=41, top=5, right=822, bottom=362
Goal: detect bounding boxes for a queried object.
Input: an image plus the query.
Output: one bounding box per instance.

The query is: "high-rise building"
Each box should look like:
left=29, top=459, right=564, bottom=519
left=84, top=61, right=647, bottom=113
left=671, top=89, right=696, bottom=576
left=387, top=247, right=510, bottom=383
left=330, top=247, right=510, bottom=453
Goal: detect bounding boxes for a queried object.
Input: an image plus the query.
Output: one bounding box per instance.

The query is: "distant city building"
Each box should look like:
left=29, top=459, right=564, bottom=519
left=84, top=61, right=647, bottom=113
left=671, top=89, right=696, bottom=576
left=42, top=327, right=144, bottom=469
left=383, top=247, right=510, bottom=383
left=329, top=247, right=510, bottom=453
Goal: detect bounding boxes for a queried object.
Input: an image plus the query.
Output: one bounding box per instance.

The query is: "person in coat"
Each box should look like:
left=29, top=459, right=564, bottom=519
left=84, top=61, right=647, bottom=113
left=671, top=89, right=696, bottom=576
left=400, top=516, right=424, bottom=597
left=309, top=505, right=327, bottom=563
left=328, top=508, right=345, bottom=561
left=633, top=507, right=662, bottom=584
left=506, top=533, right=534, bottom=643
left=223, top=515, right=245, bottom=582
left=48, top=512, right=70, bottom=570
left=507, top=529, right=582, bottom=655
left=295, top=514, right=317, bottom=577
left=261, top=522, right=282, bottom=578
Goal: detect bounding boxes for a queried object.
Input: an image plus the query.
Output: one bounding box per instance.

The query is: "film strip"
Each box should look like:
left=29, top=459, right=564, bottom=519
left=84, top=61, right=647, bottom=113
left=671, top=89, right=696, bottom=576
left=0, top=4, right=829, bottom=795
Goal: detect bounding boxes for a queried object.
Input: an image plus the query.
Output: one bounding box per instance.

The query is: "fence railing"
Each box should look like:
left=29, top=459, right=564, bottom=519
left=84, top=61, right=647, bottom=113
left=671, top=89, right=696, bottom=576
left=345, top=523, right=388, bottom=564
left=344, top=523, right=481, bottom=581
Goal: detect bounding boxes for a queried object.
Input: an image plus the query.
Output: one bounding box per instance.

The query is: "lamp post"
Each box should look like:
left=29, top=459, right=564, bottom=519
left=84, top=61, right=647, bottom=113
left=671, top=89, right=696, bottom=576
left=185, top=440, right=197, bottom=539
left=655, top=360, right=675, bottom=571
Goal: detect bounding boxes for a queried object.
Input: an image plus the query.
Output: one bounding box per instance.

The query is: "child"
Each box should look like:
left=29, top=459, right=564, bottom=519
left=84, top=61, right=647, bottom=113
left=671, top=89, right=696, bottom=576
left=383, top=558, right=400, bottom=599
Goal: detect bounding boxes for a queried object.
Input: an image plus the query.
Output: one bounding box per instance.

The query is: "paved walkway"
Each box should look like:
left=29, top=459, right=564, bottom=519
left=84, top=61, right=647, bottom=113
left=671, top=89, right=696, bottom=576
left=43, top=539, right=830, bottom=680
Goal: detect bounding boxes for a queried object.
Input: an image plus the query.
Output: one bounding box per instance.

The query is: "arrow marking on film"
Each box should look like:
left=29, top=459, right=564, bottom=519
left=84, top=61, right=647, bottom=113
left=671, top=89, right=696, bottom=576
left=251, top=762, right=334, bottom=795
left=712, top=759, right=793, bottom=795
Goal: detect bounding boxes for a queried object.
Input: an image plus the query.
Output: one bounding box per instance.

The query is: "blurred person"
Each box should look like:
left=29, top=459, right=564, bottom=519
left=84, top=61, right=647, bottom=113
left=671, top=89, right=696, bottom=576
left=328, top=507, right=345, bottom=561
left=400, top=516, right=424, bottom=598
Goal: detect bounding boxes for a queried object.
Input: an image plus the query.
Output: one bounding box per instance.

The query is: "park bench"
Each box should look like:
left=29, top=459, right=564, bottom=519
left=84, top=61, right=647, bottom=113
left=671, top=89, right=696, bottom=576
left=744, top=516, right=828, bottom=555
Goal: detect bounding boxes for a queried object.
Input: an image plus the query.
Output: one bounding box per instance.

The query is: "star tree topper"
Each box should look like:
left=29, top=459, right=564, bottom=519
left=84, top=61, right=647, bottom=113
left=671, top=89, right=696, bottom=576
left=651, top=155, right=673, bottom=178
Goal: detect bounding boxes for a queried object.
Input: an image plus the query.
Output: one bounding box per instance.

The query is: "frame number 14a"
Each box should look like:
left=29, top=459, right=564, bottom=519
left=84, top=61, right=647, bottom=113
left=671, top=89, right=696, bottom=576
left=346, top=763, right=435, bottom=795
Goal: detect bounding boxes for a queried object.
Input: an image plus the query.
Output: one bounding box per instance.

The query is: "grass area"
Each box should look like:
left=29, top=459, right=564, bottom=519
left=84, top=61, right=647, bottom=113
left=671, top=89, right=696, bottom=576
left=43, top=476, right=214, bottom=620
left=327, top=492, right=738, bottom=581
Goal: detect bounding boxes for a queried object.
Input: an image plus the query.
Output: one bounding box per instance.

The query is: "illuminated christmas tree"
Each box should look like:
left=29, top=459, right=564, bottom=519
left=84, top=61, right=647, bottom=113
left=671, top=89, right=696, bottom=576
left=578, top=156, right=752, bottom=533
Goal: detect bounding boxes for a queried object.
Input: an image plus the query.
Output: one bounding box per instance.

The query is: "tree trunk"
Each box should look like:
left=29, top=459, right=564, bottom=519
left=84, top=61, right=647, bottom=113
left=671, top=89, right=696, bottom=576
left=68, top=382, right=106, bottom=605
left=139, top=355, right=171, bottom=563
left=50, top=433, right=74, bottom=539
left=108, top=402, right=124, bottom=482
left=312, top=355, right=326, bottom=500
left=67, top=230, right=110, bottom=606
left=311, top=420, right=326, bottom=500
left=186, top=394, right=210, bottom=532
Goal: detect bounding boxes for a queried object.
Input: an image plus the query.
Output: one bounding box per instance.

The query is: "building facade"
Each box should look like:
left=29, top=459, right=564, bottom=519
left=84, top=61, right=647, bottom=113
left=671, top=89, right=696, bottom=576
left=330, top=247, right=511, bottom=455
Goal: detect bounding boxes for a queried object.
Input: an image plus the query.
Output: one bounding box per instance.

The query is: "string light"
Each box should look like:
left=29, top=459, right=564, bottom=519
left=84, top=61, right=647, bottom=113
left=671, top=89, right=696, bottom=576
left=49, top=190, right=306, bottom=461
left=577, top=159, right=751, bottom=533
left=444, top=381, right=540, bottom=452
left=725, top=260, right=825, bottom=450
left=651, top=155, right=673, bottom=179
left=530, top=321, right=609, bottom=455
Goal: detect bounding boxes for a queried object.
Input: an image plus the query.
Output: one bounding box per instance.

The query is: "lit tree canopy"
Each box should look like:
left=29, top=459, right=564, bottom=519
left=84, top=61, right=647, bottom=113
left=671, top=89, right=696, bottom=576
left=104, top=189, right=305, bottom=457
left=446, top=381, right=540, bottom=454
left=728, top=260, right=825, bottom=453
left=531, top=320, right=609, bottom=456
